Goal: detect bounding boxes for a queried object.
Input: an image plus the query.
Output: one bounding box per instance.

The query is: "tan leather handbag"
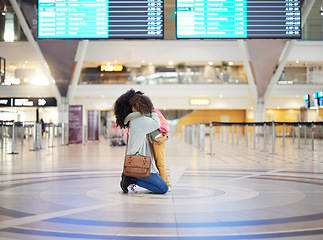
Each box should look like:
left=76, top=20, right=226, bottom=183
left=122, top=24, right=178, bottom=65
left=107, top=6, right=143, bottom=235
left=123, top=134, right=152, bottom=178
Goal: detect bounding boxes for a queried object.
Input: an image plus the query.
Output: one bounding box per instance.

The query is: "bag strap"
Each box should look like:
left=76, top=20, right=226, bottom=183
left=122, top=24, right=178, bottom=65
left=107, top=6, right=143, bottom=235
left=125, top=130, right=152, bottom=157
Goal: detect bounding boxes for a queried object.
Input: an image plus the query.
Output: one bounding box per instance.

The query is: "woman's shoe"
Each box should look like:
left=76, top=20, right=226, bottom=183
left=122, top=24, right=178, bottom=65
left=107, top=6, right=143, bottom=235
left=120, top=173, right=136, bottom=193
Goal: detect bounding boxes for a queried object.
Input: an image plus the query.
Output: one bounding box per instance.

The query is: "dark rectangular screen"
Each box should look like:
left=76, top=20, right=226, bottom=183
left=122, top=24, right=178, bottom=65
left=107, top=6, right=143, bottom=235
left=176, top=0, right=301, bottom=39
left=38, top=0, right=163, bottom=39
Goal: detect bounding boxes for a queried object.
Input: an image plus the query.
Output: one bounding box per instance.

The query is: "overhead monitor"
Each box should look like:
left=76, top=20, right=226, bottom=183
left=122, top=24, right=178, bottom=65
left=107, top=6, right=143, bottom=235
left=304, top=94, right=310, bottom=109
left=38, top=0, right=163, bottom=39
left=176, top=0, right=301, bottom=39
left=318, top=91, right=323, bottom=106
left=313, top=92, right=319, bottom=107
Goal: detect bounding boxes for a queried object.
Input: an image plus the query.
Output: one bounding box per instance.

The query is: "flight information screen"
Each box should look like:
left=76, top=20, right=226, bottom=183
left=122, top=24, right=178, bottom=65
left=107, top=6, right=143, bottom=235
left=176, top=0, right=301, bottom=39
left=38, top=0, right=163, bottom=39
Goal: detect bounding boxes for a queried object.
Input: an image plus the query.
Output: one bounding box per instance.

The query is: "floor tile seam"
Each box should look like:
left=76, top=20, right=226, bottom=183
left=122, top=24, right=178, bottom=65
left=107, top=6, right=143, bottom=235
left=0, top=202, right=121, bottom=229
left=0, top=170, right=122, bottom=176
left=2, top=225, right=323, bottom=238
left=0, top=172, right=121, bottom=184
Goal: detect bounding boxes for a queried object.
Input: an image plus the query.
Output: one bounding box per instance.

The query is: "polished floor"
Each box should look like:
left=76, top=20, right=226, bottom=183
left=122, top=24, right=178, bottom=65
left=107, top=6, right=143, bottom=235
left=0, top=132, right=323, bottom=240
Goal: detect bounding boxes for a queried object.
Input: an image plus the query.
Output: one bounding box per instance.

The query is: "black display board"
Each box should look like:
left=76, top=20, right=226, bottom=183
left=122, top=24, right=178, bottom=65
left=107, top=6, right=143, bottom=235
left=0, top=98, right=57, bottom=107
left=176, top=0, right=301, bottom=39
left=38, top=0, right=163, bottom=39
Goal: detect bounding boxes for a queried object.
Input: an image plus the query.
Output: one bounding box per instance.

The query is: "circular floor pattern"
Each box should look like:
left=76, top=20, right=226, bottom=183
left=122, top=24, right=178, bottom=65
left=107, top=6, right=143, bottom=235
left=0, top=170, right=323, bottom=239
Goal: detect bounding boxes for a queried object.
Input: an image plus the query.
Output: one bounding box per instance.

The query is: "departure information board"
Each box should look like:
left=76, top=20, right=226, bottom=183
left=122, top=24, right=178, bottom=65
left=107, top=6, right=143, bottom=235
left=38, top=0, right=163, bottom=39
left=176, top=0, right=301, bottom=39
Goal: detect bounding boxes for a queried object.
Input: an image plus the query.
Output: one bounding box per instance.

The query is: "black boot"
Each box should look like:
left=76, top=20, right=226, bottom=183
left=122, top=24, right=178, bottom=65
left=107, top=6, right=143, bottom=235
left=120, top=173, right=136, bottom=193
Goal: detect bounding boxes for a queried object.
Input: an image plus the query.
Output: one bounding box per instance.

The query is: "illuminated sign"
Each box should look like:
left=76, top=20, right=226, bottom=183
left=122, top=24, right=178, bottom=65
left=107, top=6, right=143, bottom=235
left=313, top=92, right=319, bottom=107
left=38, top=0, right=164, bottom=39
left=14, top=99, right=33, bottom=107
left=0, top=98, right=57, bottom=107
left=304, top=94, right=310, bottom=109
left=177, top=0, right=301, bottom=39
left=100, top=64, right=124, bottom=72
left=189, top=98, right=210, bottom=106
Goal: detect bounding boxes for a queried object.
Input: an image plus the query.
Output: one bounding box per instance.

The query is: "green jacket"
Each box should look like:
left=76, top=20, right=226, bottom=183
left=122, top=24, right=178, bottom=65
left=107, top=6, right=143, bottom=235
left=124, top=112, right=161, bottom=143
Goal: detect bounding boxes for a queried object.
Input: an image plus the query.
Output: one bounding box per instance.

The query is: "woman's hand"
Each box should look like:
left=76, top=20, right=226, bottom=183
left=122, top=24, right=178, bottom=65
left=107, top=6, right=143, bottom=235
left=154, top=134, right=168, bottom=145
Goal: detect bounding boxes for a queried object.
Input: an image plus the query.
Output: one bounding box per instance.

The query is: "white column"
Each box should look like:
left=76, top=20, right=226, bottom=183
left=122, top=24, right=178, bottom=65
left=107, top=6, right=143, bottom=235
left=254, top=98, right=265, bottom=123
left=67, top=40, right=89, bottom=104
left=237, top=39, right=257, bottom=103
left=58, top=97, right=69, bottom=124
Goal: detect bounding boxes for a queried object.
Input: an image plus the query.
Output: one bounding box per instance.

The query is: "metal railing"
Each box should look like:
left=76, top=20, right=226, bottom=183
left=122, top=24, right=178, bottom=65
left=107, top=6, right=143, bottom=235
left=182, top=121, right=323, bottom=154
left=0, top=121, right=89, bottom=155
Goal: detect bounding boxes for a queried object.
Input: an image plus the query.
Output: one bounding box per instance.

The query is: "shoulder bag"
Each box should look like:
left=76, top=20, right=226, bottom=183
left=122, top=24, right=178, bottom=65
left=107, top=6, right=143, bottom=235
left=123, top=133, right=152, bottom=178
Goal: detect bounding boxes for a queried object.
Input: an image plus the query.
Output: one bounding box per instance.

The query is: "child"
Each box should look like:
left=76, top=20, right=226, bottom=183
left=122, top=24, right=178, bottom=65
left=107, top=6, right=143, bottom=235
left=150, top=109, right=170, bottom=187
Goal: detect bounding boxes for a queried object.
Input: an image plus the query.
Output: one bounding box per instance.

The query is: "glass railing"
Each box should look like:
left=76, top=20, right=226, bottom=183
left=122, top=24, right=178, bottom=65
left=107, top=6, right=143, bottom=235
left=80, top=71, right=248, bottom=85
left=278, top=71, right=323, bottom=85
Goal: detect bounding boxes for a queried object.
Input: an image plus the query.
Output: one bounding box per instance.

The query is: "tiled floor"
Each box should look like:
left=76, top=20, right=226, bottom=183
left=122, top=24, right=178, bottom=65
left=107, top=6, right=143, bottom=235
left=0, top=132, right=323, bottom=239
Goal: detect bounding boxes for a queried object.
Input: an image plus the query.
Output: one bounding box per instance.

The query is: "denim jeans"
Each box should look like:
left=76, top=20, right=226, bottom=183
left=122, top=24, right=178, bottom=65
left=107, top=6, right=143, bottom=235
left=137, top=173, right=168, bottom=194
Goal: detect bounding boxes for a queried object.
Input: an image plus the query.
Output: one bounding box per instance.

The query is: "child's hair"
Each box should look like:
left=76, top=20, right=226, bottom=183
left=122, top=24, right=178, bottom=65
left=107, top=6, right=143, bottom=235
left=113, top=89, right=143, bottom=128
left=129, top=94, right=154, bottom=115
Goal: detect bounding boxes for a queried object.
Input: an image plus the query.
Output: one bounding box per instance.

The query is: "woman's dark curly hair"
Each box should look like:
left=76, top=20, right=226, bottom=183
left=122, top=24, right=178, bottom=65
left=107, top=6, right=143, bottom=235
left=113, top=89, right=143, bottom=128
left=129, top=94, right=154, bottom=115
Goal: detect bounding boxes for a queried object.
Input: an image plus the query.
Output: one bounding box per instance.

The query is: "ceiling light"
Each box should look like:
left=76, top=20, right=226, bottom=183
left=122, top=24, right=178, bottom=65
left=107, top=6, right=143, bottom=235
left=168, top=60, right=173, bottom=66
left=228, top=62, right=233, bottom=65
left=208, top=61, right=213, bottom=65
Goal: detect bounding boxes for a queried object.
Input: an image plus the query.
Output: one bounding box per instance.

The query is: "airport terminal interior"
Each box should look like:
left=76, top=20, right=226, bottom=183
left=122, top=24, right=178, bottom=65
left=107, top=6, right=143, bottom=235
left=1, top=0, right=323, bottom=239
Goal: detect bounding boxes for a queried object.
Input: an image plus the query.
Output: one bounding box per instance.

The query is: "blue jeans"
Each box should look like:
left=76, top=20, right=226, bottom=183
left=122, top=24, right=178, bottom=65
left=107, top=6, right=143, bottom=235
left=137, top=173, right=168, bottom=194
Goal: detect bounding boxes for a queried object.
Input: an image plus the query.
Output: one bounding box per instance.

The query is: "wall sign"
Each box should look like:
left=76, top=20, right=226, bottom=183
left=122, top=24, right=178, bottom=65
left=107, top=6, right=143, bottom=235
left=68, top=105, right=84, bottom=144
left=0, top=98, right=57, bottom=107
left=100, top=64, right=124, bottom=72
left=189, top=98, right=210, bottom=106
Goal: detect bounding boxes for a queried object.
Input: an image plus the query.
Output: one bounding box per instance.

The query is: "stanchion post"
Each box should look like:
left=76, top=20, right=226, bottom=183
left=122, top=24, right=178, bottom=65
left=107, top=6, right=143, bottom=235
left=298, top=124, right=301, bottom=149
left=33, top=121, right=37, bottom=151
left=283, top=123, right=285, bottom=148
left=62, top=123, right=66, bottom=145
left=48, top=124, right=51, bottom=147
left=304, top=124, right=307, bottom=145
left=272, top=121, right=276, bottom=155
left=200, top=123, right=205, bottom=151
left=231, top=125, right=234, bottom=144
left=237, top=125, right=239, bottom=146
left=10, top=121, right=16, bottom=154
left=221, top=126, right=224, bottom=142
left=245, top=124, right=248, bottom=147
left=191, top=124, right=198, bottom=146
left=12, top=121, right=15, bottom=153
left=253, top=124, right=256, bottom=149
left=208, top=121, right=215, bottom=155
left=311, top=122, right=314, bottom=151
left=263, top=123, right=267, bottom=152
left=292, top=125, right=295, bottom=143
left=52, top=124, right=55, bottom=147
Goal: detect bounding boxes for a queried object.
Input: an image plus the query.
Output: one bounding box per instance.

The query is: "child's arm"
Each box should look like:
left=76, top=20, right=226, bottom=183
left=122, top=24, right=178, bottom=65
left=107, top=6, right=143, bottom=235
left=154, top=134, right=168, bottom=145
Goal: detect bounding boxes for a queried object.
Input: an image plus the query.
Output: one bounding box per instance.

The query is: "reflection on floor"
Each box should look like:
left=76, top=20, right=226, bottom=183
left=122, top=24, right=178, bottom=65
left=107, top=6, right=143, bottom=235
left=1, top=133, right=323, bottom=240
